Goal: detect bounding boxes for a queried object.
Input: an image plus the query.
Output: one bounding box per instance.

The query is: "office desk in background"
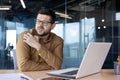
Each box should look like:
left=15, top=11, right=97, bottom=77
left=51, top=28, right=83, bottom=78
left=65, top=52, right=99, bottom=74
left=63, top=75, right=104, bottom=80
left=0, top=69, right=120, bottom=80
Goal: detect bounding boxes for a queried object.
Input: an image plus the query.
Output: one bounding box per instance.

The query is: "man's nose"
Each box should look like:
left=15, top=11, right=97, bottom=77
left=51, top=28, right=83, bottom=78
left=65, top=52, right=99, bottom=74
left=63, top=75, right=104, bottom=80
left=37, top=23, right=44, bottom=28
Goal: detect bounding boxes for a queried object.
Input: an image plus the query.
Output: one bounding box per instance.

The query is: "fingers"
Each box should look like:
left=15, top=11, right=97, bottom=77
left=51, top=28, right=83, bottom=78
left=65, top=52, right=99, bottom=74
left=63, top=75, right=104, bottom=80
left=23, top=33, right=31, bottom=39
left=23, top=33, right=40, bottom=49
left=23, top=33, right=39, bottom=43
left=26, top=33, right=32, bottom=37
left=23, top=33, right=31, bottom=42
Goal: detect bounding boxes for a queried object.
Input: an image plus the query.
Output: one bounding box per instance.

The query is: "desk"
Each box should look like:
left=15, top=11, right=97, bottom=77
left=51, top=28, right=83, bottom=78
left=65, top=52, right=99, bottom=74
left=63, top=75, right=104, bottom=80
left=0, top=69, right=120, bottom=80
left=0, top=70, right=50, bottom=80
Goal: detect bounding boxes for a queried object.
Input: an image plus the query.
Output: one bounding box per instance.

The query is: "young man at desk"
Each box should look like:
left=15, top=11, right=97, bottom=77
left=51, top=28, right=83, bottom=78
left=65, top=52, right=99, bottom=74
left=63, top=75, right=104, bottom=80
left=16, top=7, right=64, bottom=71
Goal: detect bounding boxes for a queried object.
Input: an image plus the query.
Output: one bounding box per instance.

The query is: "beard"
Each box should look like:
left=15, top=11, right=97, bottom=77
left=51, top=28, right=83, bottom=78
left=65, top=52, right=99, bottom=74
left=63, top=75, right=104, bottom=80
left=38, top=31, right=49, bottom=37
left=35, top=28, right=51, bottom=37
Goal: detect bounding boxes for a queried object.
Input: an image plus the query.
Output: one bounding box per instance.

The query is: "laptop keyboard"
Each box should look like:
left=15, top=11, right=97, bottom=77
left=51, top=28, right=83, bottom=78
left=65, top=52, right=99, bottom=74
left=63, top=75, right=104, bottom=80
left=61, top=70, right=78, bottom=75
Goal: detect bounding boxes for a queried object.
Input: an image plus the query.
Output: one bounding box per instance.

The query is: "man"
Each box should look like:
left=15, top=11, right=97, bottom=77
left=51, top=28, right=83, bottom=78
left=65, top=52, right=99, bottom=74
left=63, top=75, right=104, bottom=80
left=16, top=7, right=64, bottom=71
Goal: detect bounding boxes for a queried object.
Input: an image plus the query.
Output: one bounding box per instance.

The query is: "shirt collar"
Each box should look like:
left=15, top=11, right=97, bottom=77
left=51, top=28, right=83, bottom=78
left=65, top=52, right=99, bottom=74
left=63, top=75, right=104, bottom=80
left=30, top=28, right=53, bottom=43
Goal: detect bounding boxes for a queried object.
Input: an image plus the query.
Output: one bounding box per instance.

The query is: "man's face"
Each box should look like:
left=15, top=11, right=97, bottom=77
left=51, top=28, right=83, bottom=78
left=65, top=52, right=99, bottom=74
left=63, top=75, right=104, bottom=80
left=35, top=14, right=54, bottom=36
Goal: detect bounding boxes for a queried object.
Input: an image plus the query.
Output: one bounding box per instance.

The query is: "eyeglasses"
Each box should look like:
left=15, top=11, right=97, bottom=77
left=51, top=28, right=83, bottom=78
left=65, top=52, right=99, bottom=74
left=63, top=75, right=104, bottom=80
left=35, top=19, right=51, bottom=26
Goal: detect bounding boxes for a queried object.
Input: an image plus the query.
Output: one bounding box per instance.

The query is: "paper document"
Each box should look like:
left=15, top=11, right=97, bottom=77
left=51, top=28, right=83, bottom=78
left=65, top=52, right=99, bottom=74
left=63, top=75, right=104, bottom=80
left=0, top=73, right=33, bottom=80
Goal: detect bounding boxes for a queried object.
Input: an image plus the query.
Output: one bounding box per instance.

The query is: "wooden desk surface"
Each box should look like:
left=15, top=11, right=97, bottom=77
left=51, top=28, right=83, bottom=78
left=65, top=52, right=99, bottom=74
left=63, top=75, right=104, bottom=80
left=0, top=69, right=50, bottom=80
left=0, top=69, right=120, bottom=80
left=75, top=69, right=120, bottom=80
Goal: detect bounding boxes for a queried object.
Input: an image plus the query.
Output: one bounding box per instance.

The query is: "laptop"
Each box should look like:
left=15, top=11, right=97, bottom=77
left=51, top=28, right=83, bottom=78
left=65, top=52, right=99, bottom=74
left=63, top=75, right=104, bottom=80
left=47, top=42, right=112, bottom=79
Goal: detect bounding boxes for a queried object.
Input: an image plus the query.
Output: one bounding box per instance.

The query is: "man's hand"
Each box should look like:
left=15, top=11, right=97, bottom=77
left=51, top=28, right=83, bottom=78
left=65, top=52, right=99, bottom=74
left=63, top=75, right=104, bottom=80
left=23, top=33, right=41, bottom=51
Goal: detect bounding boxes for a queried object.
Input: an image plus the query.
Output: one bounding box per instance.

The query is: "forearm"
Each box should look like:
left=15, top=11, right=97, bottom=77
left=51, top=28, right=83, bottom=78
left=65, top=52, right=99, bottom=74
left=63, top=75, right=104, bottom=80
left=17, top=31, right=63, bottom=71
left=16, top=32, right=51, bottom=71
left=38, top=42, right=63, bottom=70
left=18, top=59, right=51, bottom=71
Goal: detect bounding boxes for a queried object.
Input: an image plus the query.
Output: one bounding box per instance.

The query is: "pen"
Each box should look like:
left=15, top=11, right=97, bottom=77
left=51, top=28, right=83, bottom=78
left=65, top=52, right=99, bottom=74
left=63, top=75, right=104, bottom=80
left=20, top=76, right=29, bottom=80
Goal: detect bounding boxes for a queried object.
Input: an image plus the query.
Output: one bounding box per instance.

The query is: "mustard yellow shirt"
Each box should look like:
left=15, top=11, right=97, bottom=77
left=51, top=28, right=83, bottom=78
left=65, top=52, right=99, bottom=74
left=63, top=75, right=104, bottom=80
left=16, top=28, right=64, bottom=71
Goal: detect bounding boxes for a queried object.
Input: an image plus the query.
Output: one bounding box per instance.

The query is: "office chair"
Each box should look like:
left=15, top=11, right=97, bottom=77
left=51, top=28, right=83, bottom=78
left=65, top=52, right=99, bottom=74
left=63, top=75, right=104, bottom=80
left=11, top=49, right=18, bottom=70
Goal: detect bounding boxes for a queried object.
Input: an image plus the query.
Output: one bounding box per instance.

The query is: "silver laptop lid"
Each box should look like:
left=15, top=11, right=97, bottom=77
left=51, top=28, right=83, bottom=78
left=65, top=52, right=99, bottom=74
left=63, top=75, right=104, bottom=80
left=76, top=42, right=112, bottom=78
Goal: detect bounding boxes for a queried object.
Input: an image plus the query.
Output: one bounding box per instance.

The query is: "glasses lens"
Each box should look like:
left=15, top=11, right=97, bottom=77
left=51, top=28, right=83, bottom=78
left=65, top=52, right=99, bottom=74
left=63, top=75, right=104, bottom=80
left=36, top=19, right=51, bottom=26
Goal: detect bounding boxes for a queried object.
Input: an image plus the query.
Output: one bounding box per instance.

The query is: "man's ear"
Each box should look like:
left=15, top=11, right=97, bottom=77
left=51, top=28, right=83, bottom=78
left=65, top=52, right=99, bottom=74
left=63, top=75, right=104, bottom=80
left=51, top=23, right=56, bottom=30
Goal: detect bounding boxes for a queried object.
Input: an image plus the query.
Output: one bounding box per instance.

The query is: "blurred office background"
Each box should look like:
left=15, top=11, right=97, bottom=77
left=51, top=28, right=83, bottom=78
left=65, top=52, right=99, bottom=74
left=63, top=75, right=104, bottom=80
left=0, top=0, right=120, bottom=69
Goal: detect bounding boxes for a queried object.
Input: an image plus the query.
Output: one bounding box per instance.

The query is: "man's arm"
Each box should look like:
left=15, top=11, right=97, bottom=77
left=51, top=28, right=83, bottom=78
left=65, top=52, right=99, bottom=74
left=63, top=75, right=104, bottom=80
left=16, top=32, right=52, bottom=71
left=23, top=32, right=63, bottom=70
left=38, top=40, right=63, bottom=70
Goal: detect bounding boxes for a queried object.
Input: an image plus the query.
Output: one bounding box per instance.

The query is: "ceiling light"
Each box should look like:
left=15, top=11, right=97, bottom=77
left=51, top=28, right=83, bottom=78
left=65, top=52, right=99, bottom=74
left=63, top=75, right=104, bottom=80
left=20, top=0, right=26, bottom=9
left=101, top=19, right=105, bottom=22
left=0, top=6, right=11, bottom=10
left=84, top=17, right=87, bottom=20
left=55, top=12, right=72, bottom=19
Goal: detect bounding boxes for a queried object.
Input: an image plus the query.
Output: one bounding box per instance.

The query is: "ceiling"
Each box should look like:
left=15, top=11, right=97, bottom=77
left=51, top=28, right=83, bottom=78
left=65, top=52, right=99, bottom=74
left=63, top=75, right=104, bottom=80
left=0, top=0, right=117, bottom=21
left=1, top=0, right=82, bottom=18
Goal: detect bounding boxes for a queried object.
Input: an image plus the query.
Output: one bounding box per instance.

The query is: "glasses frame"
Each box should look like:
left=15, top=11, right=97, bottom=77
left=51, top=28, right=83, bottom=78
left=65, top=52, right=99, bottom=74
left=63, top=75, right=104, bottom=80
left=35, top=19, right=52, bottom=26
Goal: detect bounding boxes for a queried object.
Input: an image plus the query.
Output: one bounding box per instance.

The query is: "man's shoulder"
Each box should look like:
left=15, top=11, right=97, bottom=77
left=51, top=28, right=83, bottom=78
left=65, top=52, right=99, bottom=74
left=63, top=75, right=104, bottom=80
left=19, top=28, right=34, bottom=36
left=51, top=32, right=63, bottom=42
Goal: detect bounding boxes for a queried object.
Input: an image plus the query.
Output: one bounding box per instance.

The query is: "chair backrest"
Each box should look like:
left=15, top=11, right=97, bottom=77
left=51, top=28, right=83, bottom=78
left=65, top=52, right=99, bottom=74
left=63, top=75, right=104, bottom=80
left=11, top=49, right=18, bottom=69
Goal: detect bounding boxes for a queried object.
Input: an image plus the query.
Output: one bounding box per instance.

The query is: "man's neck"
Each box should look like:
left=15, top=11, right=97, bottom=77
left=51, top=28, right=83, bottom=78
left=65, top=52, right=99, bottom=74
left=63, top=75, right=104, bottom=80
left=39, top=33, right=50, bottom=42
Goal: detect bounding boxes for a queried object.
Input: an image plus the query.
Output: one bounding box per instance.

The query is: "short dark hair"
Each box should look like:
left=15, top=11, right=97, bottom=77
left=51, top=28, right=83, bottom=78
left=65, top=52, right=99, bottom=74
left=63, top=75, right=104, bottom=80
left=37, top=7, right=56, bottom=24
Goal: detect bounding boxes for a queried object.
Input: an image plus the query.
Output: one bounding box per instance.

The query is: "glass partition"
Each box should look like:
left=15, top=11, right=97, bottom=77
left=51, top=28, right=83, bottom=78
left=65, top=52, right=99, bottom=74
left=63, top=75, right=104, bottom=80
left=0, top=0, right=119, bottom=69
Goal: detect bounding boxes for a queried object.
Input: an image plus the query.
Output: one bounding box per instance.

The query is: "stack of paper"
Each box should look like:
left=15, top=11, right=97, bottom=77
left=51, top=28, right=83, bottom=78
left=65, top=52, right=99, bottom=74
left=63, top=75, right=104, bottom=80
left=0, top=73, right=33, bottom=80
